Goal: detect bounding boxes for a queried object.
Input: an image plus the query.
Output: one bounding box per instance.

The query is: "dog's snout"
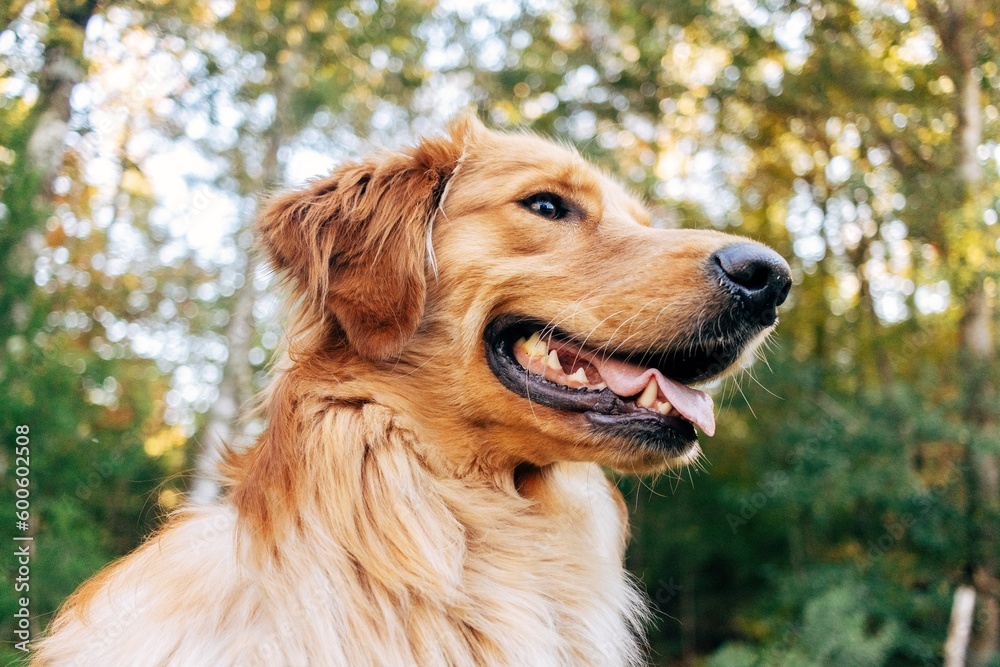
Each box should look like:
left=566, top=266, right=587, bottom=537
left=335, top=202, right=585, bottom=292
left=711, top=243, right=792, bottom=325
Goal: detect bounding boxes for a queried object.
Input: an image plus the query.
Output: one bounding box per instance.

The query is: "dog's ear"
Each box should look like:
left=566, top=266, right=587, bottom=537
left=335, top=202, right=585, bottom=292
left=257, top=124, right=476, bottom=360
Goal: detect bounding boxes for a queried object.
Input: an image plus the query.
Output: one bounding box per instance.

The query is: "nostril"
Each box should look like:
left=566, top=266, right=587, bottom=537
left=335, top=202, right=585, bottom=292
left=775, top=280, right=791, bottom=307
left=740, top=264, right=771, bottom=291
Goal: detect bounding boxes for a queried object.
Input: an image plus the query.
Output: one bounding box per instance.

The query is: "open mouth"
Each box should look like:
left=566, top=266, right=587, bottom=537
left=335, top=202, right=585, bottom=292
left=484, top=316, right=747, bottom=454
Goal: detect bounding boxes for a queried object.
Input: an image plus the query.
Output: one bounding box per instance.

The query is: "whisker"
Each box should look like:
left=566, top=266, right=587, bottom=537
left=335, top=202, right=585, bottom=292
left=733, top=376, right=757, bottom=420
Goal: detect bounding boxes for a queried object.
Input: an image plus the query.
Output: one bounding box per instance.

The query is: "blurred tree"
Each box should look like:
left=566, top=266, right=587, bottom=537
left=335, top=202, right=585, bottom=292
left=2, top=0, right=96, bottom=369
left=709, top=584, right=900, bottom=666
left=921, top=0, right=1000, bottom=660
left=0, top=0, right=263, bottom=657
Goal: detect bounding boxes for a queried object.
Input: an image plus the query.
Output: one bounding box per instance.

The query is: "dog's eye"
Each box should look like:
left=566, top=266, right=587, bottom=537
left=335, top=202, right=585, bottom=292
left=521, top=193, right=570, bottom=220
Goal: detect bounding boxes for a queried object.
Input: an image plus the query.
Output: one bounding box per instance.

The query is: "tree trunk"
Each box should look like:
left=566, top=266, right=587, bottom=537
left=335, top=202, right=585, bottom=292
left=949, top=0, right=1000, bottom=662
left=188, top=43, right=295, bottom=503
left=25, top=42, right=82, bottom=197
left=188, top=253, right=258, bottom=504
left=946, top=585, right=978, bottom=667
left=27, top=2, right=98, bottom=191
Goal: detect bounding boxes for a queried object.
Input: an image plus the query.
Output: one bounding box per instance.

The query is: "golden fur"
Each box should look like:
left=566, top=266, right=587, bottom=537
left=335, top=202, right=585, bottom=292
left=34, top=116, right=777, bottom=666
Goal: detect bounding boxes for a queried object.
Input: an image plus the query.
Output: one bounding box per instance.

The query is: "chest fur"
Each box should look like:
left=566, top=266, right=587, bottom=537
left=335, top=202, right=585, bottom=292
left=247, top=462, right=646, bottom=667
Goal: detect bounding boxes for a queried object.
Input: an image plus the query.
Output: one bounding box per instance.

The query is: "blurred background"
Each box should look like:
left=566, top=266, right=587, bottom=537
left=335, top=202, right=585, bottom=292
left=1, top=0, right=999, bottom=664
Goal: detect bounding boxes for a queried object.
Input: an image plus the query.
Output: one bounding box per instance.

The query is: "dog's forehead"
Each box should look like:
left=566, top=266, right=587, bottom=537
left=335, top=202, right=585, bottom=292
left=457, top=130, right=652, bottom=225
left=470, top=130, right=591, bottom=177
left=595, top=172, right=652, bottom=227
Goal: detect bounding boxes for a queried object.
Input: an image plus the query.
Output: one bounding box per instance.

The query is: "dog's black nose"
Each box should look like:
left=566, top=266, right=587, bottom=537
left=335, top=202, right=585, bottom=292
left=711, top=243, right=792, bottom=326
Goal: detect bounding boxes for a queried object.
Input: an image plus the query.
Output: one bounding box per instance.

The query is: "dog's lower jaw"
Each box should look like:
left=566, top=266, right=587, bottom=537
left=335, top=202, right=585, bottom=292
left=35, top=398, right=649, bottom=667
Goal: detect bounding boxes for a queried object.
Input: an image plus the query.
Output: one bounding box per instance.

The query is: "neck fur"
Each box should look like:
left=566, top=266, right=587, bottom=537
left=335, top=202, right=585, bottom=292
left=224, top=353, right=649, bottom=666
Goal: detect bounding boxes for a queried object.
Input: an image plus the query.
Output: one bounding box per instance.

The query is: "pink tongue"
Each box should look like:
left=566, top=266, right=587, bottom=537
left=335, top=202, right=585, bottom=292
left=559, top=343, right=716, bottom=436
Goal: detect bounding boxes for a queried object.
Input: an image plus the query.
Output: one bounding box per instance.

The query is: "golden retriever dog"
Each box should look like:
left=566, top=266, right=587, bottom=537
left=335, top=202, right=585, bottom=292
left=34, top=116, right=790, bottom=666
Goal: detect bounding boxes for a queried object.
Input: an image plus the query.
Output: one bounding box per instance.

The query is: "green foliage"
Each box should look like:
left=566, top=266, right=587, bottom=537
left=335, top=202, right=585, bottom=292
left=709, top=585, right=899, bottom=667
left=0, top=4, right=178, bottom=653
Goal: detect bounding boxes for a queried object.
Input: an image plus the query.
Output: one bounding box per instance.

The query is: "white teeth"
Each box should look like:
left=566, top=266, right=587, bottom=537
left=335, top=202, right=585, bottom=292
left=637, top=377, right=658, bottom=408
left=515, top=333, right=608, bottom=392
left=521, top=332, right=548, bottom=358
left=655, top=400, right=673, bottom=414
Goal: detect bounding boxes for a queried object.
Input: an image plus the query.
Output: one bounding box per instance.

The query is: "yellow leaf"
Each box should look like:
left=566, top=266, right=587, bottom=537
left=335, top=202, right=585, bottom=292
left=144, top=426, right=187, bottom=458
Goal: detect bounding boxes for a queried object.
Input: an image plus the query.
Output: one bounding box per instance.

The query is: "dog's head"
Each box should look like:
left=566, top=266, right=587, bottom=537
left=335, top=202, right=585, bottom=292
left=258, top=116, right=790, bottom=473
